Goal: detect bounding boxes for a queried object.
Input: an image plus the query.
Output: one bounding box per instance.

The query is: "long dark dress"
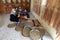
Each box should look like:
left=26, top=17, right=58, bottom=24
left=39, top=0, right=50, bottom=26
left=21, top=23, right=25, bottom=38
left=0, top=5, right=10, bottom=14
left=10, top=14, right=19, bottom=22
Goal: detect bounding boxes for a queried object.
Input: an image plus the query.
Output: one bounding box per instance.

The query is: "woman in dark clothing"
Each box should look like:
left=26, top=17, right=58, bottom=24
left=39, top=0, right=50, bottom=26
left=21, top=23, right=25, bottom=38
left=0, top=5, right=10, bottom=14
left=10, top=7, right=20, bottom=26
left=21, top=9, right=30, bottom=18
left=10, top=14, right=19, bottom=22
left=10, top=7, right=19, bottom=22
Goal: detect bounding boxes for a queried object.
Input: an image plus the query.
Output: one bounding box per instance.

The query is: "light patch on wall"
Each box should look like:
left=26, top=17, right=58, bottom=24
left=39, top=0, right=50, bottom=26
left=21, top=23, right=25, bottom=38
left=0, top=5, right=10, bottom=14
left=13, top=0, right=16, bottom=3
left=18, top=0, right=21, bottom=3
left=7, top=0, right=11, bottom=3
left=40, top=0, right=47, bottom=18
left=2, top=0, right=6, bottom=3
left=41, top=0, right=47, bottom=5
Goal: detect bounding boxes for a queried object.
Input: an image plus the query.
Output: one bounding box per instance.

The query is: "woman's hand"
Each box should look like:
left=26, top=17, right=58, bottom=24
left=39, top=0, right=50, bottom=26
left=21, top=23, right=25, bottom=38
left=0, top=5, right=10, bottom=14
left=18, top=14, right=20, bottom=17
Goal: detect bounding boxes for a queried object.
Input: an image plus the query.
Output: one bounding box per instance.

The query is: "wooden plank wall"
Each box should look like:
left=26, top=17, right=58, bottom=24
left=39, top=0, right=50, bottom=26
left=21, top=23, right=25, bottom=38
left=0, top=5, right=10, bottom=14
left=0, top=0, right=30, bottom=14
left=43, top=0, right=60, bottom=39
left=43, top=0, right=57, bottom=24
left=33, top=0, right=41, bottom=16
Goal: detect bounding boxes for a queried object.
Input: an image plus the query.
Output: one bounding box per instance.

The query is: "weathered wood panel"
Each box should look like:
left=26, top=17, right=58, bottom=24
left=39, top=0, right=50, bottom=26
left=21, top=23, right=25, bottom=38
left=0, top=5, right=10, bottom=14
left=43, top=0, right=57, bottom=24
left=43, top=8, right=53, bottom=24
left=33, top=0, right=41, bottom=16
left=0, top=0, right=31, bottom=14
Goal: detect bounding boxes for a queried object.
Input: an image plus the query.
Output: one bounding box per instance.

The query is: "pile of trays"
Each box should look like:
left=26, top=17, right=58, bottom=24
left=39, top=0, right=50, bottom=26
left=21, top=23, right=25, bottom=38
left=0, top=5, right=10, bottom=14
left=8, top=19, right=46, bottom=40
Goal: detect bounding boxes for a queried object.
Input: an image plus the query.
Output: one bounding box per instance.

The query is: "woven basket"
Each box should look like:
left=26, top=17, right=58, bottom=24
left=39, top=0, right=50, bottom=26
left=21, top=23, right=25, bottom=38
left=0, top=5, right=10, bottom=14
left=22, top=27, right=31, bottom=37
left=8, top=23, right=16, bottom=28
left=30, top=29, right=40, bottom=40
left=15, top=24, right=24, bottom=31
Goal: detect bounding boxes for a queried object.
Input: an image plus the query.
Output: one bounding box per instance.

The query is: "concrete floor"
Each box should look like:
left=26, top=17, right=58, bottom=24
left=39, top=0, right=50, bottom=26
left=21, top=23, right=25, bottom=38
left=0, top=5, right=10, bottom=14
left=0, top=14, right=31, bottom=40
left=0, top=14, right=53, bottom=40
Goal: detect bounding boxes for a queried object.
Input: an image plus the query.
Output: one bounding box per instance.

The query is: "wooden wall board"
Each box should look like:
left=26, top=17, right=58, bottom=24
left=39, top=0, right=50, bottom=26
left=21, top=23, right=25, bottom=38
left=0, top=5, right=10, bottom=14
left=33, top=0, right=41, bottom=16
left=43, top=0, right=58, bottom=25
left=0, top=0, right=30, bottom=13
